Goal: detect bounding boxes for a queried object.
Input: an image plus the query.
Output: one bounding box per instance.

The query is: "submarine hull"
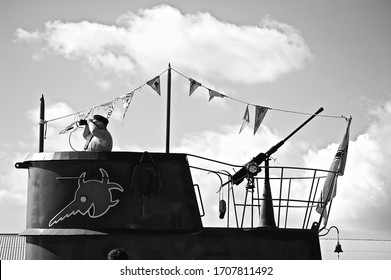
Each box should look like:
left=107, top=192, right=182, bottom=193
left=16, top=151, right=322, bottom=260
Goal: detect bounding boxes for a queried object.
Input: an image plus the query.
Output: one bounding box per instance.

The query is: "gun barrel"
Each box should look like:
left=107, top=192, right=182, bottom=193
left=231, top=107, right=324, bottom=185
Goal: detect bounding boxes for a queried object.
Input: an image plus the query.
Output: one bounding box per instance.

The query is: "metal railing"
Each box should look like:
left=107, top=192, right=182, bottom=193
left=190, top=162, right=337, bottom=230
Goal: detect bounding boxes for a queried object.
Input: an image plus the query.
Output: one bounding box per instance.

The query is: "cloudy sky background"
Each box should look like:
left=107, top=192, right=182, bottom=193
left=1, top=0, right=391, bottom=259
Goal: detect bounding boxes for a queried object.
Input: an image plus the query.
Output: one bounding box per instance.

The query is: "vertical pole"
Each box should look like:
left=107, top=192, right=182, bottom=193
left=166, top=63, right=171, bottom=153
left=39, top=94, right=45, bottom=152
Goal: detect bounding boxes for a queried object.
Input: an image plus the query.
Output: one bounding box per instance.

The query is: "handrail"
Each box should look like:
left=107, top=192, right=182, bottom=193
left=189, top=163, right=336, bottom=230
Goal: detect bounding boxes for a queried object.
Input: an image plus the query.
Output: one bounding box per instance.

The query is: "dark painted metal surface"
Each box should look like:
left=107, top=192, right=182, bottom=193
left=23, top=228, right=321, bottom=260
left=16, top=151, right=322, bottom=260
left=39, top=95, right=45, bottom=152
left=18, top=152, right=202, bottom=232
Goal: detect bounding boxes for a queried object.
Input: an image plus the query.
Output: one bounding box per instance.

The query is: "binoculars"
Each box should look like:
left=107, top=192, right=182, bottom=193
left=78, top=119, right=88, bottom=126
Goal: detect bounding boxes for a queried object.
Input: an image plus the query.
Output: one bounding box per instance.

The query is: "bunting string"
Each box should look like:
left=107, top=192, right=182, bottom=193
left=171, top=67, right=348, bottom=120
left=45, top=68, right=168, bottom=125
left=45, top=65, right=349, bottom=136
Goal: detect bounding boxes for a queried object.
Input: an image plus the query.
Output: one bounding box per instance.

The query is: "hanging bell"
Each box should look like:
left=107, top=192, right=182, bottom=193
left=334, top=242, right=343, bottom=253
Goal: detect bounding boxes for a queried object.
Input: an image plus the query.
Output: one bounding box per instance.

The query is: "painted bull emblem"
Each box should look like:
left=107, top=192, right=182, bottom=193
left=49, top=168, right=123, bottom=227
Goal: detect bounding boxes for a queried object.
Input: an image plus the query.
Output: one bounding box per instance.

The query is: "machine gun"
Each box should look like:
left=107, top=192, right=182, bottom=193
left=231, top=107, right=324, bottom=186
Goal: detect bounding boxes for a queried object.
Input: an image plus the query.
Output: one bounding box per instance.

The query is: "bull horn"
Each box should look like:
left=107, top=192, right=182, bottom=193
left=100, top=168, right=109, bottom=184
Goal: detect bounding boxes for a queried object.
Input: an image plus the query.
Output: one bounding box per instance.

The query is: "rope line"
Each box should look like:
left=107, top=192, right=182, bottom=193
left=186, top=153, right=242, bottom=168
left=42, top=65, right=349, bottom=124
left=321, top=238, right=391, bottom=242
left=172, top=67, right=348, bottom=120
left=44, top=68, right=168, bottom=123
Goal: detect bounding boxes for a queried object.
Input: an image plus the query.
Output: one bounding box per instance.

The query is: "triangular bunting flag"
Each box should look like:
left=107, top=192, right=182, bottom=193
left=101, top=100, right=111, bottom=105
left=209, top=89, right=225, bottom=101
left=239, top=105, right=250, bottom=133
left=102, top=99, right=117, bottom=119
left=189, top=78, right=202, bottom=96
left=100, top=100, right=112, bottom=112
left=253, top=106, right=268, bottom=135
left=59, top=121, right=79, bottom=134
left=147, top=76, right=161, bottom=96
left=122, top=91, right=135, bottom=123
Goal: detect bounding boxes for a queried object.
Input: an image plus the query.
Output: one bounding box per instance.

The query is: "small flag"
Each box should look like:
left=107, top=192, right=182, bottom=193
left=59, top=121, right=78, bottom=134
left=147, top=76, right=161, bottom=96
left=100, top=100, right=112, bottom=111
left=316, top=117, right=352, bottom=225
left=253, top=106, right=268, bottom=135
left=239, top=105, right=250, bottom=133
left=336, top=117, right=351, bottom=176
left=189, top=78, right=202, bottom=96
left=122, top=91, right=134, bottom=123
left=101, top=99, right=117, bottom=119
left=209, top=89, right=225, bottom=101
left=108, top=99, right=117, bottom=119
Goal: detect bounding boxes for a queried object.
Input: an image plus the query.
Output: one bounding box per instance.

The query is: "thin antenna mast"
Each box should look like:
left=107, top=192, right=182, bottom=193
left=39, top=94, right=45, bottom=152
left=166, top=63, right=172, bottom=153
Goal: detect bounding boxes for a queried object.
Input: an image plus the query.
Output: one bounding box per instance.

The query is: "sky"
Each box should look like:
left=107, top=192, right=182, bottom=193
left=1, top=0, right=391, bottom=260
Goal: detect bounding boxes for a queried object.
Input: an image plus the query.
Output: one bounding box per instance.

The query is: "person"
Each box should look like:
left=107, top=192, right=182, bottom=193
left=81, top=115, right=113, bottom=152
left=107, top=247, right=129, bottom=260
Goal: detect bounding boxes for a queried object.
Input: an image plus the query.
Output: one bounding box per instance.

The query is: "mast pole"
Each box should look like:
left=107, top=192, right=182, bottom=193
left=39, top=94, right=45, bottom=152
left=166, top=63, right=172, bottom=153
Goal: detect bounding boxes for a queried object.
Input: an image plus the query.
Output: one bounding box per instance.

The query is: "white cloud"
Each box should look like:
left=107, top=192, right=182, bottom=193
left=15, top=5, right=312, bottom=85
left=0, top=144, right=28, bottom=232
left=174, top=125, right=281, bottom=164
left=96, top=80, right=113, bottom=91
left=14, top=28, right=40, bottom=42
left=304, top=101, right=391, bottom=234
left=0, top=147, right=28, bottom=205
